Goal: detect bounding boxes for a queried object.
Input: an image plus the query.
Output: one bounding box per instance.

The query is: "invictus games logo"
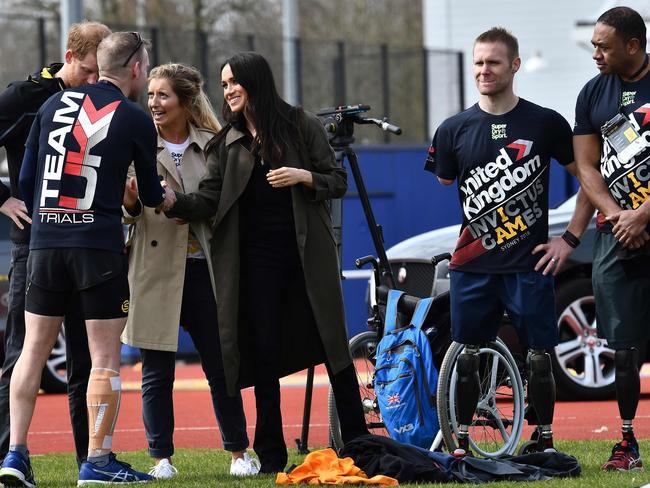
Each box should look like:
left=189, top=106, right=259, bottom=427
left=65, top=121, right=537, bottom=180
left=622, top=91, right=637, bottom=107
left=459, top=139, right=537, bottom=219
left=491, top=123, right=507, bottom=140
left=121, top=300, right=129, bottom=313
left=450, top=138, right=549, bottom=267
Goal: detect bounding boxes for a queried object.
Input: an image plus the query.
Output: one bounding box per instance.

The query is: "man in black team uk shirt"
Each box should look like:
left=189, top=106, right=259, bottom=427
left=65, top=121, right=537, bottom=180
left=0, top=21, right=111, bottom=471
left=425, top=27, right=594, bottom=456
left=0, top=32, right=175, bottom=487
left=574, top=6, right=650, bottom=472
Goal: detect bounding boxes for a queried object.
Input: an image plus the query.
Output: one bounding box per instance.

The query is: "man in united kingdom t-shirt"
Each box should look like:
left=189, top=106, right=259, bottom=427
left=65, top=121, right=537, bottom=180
left=425, top=27, right=594, bottom=456
left=574, top=6, right=650, bottom=472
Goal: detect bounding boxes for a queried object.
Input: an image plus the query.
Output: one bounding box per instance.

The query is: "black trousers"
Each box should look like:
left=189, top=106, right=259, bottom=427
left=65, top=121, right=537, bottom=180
left=243, top=240, right=368, bottom=473
left=140, top=260, right=249, bottom=458
left=0, top=243, right=90, bottom=466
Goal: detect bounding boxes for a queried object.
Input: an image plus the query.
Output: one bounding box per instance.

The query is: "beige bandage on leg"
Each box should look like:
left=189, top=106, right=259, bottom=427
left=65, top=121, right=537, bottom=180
left=87, top=368, right=121, bottom=455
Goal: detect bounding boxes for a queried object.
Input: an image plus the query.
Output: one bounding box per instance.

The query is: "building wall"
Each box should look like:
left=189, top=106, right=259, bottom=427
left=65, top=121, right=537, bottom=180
left=423, top=0, right=607, bottom=134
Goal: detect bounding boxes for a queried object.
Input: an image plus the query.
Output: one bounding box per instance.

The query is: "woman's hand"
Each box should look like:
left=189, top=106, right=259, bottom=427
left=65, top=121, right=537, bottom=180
left=267, top=167, right=314, bottom=189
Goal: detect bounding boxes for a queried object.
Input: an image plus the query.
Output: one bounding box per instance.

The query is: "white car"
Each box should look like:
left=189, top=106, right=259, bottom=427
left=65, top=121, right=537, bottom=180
left=370, top=195, right=623, bottom=401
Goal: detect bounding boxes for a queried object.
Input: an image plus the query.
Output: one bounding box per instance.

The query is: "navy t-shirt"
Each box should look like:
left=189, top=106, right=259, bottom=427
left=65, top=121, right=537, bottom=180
left=21, top=81, right=164, bottom=252
left=574, top=70, right=650, bottom=230
left=425, top=99, right=573, bottom=273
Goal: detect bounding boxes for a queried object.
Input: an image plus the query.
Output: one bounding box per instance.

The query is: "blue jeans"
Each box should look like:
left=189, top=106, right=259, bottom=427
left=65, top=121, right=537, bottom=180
left=0, top=243, right=90, bottom=466
left=140, top=260, right=248, bottom=458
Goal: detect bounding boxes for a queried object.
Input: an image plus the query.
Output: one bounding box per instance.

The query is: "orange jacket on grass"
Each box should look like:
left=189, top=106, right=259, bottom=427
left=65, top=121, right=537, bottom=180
left=276, top=448, right=398, bottom=485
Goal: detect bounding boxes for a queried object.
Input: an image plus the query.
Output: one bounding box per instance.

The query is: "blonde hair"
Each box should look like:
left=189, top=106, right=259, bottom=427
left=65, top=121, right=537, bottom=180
left=149, top=63, right=221, bottom=133
left=66, top=21, right=111, bottom=59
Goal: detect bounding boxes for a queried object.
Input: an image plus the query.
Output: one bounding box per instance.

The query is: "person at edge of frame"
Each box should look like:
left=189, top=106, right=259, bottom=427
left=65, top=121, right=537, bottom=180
left=164, top=51, right=370, bottom=474
left=0, top=20, right=111, bottom=469
left=574, top=5, right=650, bottom=472
left=0, top=31, right=175, bottom=487
left=425, top=27, right=595, bottom=457
left=121, top=62, right=260, bottom=479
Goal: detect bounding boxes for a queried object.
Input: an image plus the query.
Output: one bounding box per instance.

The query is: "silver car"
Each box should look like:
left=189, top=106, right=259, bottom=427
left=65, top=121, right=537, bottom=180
left=0, top=176, right=67, bottom=394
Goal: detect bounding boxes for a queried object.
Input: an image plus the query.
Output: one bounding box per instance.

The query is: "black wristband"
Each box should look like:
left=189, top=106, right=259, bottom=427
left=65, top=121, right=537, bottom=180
left=561, top=230, right=580, bottom=249
left=125, top=199, right=142, bottom=217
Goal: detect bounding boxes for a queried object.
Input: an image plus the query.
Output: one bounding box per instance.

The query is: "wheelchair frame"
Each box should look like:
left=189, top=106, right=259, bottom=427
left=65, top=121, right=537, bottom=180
left=321, top=111, right=526, bottom=457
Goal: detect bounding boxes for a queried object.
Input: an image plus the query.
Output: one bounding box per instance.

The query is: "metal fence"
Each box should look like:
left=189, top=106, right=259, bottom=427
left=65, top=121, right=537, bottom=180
left=0, top=13, right=463, bottom=145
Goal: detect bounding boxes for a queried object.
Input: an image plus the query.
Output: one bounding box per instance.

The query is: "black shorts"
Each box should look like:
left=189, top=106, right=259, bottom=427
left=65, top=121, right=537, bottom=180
left=592, top=232, right=650, bottom=349
left=26, top=248, right=129, bottom=319
left=450, top=269, right=558, bottom=349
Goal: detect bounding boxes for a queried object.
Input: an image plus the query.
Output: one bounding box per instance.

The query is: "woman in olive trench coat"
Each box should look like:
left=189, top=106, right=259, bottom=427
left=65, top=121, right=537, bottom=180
left=167, top=52, right=367, bottom=472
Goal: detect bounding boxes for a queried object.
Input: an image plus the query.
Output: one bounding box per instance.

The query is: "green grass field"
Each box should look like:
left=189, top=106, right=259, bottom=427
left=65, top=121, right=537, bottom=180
left=25, top=440, right=650, bottom=487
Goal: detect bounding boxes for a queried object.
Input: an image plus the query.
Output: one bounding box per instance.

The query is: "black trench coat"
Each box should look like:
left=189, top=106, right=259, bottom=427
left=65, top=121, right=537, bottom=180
left=169, top=110, right=352, bottom=394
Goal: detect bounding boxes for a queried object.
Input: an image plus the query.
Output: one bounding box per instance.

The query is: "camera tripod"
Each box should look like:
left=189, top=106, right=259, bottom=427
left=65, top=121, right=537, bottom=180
left=294, top=104, right=401, bottom=453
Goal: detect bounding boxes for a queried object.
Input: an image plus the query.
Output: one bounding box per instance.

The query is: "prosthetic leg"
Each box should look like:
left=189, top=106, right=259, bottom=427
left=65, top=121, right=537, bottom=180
left=615, top=348, right=640, bottom=425
left=602, top=347, right=643, bottom=471
left=526, top=349, right=556, bottom=451
left=454, top=345, right=480, bottom=456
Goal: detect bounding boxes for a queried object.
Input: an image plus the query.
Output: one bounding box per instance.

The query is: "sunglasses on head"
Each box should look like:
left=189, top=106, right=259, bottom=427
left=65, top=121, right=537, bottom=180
left=122, top=32, right=144, bottom=68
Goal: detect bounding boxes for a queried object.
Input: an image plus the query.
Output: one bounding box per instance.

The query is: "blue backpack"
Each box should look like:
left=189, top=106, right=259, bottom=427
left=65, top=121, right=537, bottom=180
left=375, top=290, right=439, bottom=449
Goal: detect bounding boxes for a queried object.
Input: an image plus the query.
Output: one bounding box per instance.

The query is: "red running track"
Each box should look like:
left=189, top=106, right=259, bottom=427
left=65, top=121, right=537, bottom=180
left=24, top=364, right=650, bottom=455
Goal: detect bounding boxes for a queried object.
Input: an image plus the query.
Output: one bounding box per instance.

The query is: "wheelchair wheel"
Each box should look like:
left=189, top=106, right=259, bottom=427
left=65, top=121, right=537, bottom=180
left=328, top=330, right=388, bottom=450
left=436, top=339, right=525, bottom=458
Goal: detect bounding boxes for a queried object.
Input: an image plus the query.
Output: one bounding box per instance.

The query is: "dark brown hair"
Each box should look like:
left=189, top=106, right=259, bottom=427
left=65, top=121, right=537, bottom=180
left=219, top=51, right=301, bottom=164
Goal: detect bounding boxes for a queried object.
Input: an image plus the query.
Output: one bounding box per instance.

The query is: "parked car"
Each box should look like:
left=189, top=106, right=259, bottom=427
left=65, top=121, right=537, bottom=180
left=0, top=176, right=68, bottom=393
left=370, top=195, right=642, bottom=401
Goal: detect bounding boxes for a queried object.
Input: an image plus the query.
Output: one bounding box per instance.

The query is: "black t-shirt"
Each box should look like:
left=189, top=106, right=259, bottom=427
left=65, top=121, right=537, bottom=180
left=21, top=81, right=164, bottom=253
left=574, top=70, right=650, bottom=230
left=0, top=63, right=66, bottom=244
left=425, top=99, right=573, bottom=273
left=240, top=136, right=295, bottom=258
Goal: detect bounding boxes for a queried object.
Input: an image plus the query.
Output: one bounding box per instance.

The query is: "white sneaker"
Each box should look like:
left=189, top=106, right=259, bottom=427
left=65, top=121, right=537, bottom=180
left=148, top=458, right=178, bottom=479
left=230, top=452, right=260, bottom=476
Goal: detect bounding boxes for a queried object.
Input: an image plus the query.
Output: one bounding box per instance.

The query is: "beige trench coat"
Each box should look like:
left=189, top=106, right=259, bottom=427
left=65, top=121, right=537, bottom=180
left=169, top=110, right=352, bottom=394
left=121, top=125, right=216, bottom=351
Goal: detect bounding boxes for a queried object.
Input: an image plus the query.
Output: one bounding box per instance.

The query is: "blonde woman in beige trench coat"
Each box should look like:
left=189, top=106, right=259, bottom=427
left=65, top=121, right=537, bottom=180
left=120, top=63, right=259, bottom=479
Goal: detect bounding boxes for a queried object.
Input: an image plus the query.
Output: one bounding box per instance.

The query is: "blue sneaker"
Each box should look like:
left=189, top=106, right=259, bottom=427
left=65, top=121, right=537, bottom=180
left=77, top=453, right=153, bottom=485
left=0, top=450, right=36, bottom=487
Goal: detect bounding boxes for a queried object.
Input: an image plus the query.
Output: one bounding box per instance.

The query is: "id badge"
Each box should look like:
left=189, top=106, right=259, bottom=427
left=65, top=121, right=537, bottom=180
left=601, top=112, right=645, bottom=164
